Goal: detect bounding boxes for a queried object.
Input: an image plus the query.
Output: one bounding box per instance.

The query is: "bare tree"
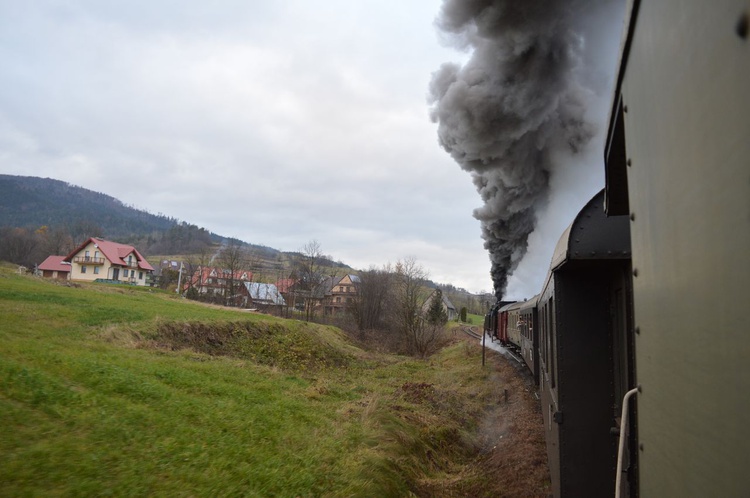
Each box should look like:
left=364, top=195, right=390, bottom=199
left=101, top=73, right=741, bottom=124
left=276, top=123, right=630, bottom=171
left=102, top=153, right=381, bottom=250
left=245, top=246, right=264, bottom=282
left=351, top=264, right=393, bottom=335
left=217, top=239, right=247, bottom=307
left=294, top=239, right=327, bottom=321
left=389, top=257, right=436, bottom=356
left=181, top=246, right=213, bottom=298
left=43, top=226, right=74, bottom=256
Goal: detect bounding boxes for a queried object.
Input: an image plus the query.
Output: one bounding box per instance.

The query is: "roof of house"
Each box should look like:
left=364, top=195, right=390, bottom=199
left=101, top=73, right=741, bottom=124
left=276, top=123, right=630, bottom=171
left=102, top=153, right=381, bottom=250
left=63, top=237, right=155, bottom=271
left=442, top=293, right=456, bottom=311
left=189, top=266, right=253, bottom=283
left=243, top=282, right=286, bottom=306
left=313, top=275, right=338, bottom=299
left=424, top=289, right=457, bottom=312
left=336, top=274, right=361, bottom=285
left=38, top=255, right=71, bottom=272
left=275, top=278, right=297, bottom=293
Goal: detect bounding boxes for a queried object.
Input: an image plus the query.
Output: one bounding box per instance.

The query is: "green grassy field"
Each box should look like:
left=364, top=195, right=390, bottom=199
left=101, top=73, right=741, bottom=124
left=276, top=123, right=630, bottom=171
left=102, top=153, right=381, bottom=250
left=0, top=265, right=503, bottom=496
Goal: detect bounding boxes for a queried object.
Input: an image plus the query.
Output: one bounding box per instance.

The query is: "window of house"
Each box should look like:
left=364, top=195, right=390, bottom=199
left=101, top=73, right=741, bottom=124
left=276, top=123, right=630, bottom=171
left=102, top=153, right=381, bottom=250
left=124, top=269, right=129, bottom=277
left=81, top=266, right=87, bottom=273
left=94, top=267, right=100, bottom=275
left=139, top=272, right=143, bottom=280
left=335, top=297, right=341, bottom=303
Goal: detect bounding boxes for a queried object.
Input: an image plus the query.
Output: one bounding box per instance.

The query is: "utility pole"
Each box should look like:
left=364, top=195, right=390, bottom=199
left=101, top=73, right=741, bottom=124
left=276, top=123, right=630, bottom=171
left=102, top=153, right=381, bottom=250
left=176, top=261, right=183, bottom=294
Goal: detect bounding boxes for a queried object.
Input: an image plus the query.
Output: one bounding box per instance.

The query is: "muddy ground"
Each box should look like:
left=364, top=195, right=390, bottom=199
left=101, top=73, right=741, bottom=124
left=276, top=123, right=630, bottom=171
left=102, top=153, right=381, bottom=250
left=426, top=335, right=550, bottom=497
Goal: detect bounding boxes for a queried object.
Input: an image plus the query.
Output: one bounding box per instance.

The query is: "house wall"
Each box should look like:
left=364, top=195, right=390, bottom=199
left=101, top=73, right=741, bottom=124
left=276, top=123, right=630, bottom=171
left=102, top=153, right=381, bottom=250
left=69, top=242, right=110, bottom=283
left=42, top=270, right=69, bottom=280
left=328, top=275, right=357, bottom=313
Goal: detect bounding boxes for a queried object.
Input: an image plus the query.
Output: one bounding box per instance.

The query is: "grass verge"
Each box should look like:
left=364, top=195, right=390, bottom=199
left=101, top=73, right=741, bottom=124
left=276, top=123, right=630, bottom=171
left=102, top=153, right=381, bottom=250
left=0, top=265, right=548, bottom=496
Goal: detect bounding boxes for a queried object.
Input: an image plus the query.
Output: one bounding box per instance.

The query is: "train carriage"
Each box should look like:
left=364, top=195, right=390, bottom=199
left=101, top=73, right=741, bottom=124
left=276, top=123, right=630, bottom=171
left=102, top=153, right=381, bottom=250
left=495, top=301, right=515, bottom=344
left=518, top=295, right=539, bottom=385
left=538, top=190, right=634, bottom=498
left=504, top=301, right=524, bottom=350
left=478, top=3, right=747, bottom=496
left=603, top=1, right=750, bottom=495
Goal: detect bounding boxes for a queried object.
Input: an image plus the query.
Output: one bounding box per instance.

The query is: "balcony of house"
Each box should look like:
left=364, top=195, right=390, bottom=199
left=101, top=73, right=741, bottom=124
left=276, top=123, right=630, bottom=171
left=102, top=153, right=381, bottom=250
left=73, top=256, right=106, bottom=265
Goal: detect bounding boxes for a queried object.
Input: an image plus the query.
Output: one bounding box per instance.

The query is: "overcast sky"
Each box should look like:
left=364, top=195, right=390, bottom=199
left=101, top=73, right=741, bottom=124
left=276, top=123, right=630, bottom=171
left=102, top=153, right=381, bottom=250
left=0, top=1, right=622, bottom=297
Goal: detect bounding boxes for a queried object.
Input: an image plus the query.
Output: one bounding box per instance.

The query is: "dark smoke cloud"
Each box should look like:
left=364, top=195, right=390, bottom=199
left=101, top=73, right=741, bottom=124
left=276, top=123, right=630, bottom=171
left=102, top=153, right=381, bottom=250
left=429, top=0, right=598, bottom=298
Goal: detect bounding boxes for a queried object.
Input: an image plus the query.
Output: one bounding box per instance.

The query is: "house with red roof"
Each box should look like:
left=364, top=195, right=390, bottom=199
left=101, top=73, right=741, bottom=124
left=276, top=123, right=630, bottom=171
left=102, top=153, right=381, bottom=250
left=62, top=237, right=154, bottom=286
left=184, top=266, right=254, bottom=298
left=38, top=255, right=71, bottom=280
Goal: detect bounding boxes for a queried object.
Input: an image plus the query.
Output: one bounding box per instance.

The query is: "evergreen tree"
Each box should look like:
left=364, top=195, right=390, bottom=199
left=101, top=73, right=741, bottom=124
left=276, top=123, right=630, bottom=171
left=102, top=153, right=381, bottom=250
left=426, top=289, right=448, bottom=326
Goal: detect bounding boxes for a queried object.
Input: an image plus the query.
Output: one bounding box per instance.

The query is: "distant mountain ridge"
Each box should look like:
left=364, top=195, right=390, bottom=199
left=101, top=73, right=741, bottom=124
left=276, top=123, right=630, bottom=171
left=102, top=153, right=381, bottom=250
left=0, top=174, right=179, bottom=238
left=0, top=175, right=291, bottom=262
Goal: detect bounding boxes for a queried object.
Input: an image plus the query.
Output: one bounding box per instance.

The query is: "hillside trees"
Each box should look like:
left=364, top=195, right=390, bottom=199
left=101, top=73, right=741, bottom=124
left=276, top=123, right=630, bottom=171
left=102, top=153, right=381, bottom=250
left=0, top=227, right=42, bottom=267
left=0, top=175, right=176, bottom=239
left=42, top=226, right=74, bottom=256
left=145, top=223, right=214, bottom=255
left=69, top=220, right=103, bottom=247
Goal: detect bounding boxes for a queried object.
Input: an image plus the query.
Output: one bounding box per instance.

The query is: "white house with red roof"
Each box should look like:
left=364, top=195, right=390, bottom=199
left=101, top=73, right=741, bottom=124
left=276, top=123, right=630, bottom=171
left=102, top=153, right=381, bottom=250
left=38, top=255, right=71, bottom=280
left=62, top=237, right=154, bottom=286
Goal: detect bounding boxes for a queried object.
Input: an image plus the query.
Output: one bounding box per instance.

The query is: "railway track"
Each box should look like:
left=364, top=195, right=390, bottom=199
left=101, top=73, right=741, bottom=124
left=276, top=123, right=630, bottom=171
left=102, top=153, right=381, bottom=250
left=464, top=326, right=526, bottom=366
left=462, top=326, right=482, bottom=340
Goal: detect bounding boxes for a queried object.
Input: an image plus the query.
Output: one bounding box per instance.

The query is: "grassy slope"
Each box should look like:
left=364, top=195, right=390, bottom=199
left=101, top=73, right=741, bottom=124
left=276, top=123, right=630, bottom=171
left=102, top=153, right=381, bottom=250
left=0, top=265, right=538, bottom=496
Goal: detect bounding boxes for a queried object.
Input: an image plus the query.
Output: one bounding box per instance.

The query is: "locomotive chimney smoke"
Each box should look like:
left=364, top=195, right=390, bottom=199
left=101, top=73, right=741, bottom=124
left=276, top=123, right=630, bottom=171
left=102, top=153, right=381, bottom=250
left=429, top=0, right=598, bottom=298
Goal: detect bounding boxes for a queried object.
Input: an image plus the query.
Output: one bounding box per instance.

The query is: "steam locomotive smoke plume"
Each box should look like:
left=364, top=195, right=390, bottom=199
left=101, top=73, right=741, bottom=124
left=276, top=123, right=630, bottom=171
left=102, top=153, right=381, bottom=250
left=429, top=0, right=597, bottom=298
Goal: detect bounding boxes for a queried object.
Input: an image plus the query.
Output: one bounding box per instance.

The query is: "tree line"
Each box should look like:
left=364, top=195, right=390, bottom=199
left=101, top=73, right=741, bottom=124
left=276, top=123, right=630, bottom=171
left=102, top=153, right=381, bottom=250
left=0, top=221, right=219, bottom=268
left=172, top=239, right=462, bottom=357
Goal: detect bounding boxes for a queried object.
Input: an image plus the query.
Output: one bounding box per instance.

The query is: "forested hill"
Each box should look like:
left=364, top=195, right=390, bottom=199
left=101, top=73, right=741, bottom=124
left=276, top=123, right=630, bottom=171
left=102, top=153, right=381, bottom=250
left=0, top=174, right=285, bottom=260
left=0, top=174, right=177, bottom=238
